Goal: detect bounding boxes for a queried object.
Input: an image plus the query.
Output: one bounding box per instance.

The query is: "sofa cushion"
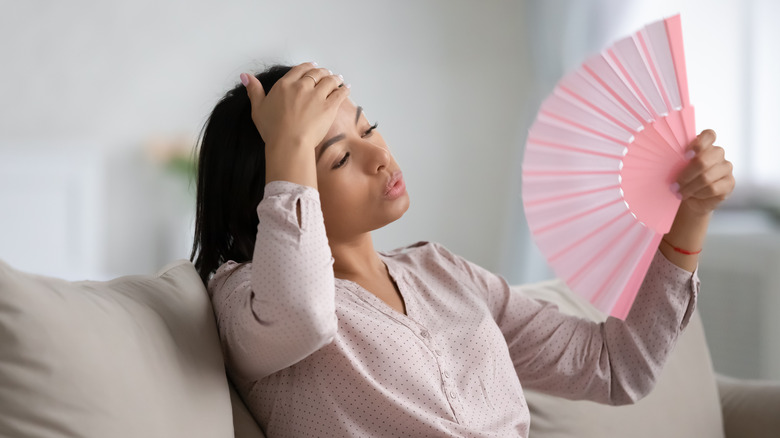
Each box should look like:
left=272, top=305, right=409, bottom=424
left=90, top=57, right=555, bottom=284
left=0, top=259, right=234, bottom=438
left=230, top=379, right=266, bottom=438
left=519, top=279, right=725, bottom=438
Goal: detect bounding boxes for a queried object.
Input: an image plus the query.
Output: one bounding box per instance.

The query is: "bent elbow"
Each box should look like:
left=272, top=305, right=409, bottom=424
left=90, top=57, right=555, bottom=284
left=306, top=311, right=338, bottom=350
left=225, top=310, right=337, bottom=382
left=609, top=373, right=657, bottom=406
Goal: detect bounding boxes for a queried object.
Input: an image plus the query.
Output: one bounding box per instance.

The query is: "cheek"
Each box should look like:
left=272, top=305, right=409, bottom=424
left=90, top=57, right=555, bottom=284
left=317, top=173, right=358, bottom=214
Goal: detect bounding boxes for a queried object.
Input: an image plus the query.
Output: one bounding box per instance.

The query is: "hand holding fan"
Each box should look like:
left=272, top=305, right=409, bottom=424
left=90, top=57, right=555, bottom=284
left=522, top=15, right=695, bottom=319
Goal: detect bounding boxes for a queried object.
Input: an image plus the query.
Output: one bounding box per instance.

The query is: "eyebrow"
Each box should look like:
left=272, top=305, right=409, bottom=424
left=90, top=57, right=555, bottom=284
left=316, top=106, right=363, bottom=163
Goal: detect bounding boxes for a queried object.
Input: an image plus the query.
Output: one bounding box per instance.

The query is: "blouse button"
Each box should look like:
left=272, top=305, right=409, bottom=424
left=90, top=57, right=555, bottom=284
left=449, top=390, right=457, bottom=399
left=420, top=330, right=429, bottom=338
left=443, top=371, right=450, bottom=379
left=435, top=349, right=443, bottom=356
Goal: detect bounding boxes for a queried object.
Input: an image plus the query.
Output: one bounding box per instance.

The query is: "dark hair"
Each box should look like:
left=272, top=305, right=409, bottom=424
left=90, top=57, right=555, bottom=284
left=190, top=64, right=293, bottom=286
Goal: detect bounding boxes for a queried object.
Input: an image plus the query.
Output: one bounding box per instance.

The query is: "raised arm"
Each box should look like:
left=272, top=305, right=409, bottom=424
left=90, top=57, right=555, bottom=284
left=449, top=131, right=733, bottom=404
left=209, top=63, right=350, bottom=382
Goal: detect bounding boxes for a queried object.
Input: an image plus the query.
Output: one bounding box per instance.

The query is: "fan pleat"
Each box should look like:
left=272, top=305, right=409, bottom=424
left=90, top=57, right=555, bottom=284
left=524, top=143, right=618, bottom=173
left=523, top=172, right=619, bottom=203
left=525, top=184, right=623, bottom=224
left=541, top=200, right=630, bottom=264
left=588, top=225, right=656, bottom=312
left=553, top=211, right=636, bottom=282
left=583, top=57, right=653, bottom=123
left=643, top=22, right=682, bottom=109
left=542, top=92, right=635, bottom=142
left=608, top=38, right=667, bottom=118
left=559, top=75, right=643, bottom=131
left=531, top=115, right=628, bottom=153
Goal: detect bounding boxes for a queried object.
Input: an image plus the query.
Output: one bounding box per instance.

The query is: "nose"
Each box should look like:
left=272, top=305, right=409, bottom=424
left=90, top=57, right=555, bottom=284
left=363, top=141, right=390, bottom=174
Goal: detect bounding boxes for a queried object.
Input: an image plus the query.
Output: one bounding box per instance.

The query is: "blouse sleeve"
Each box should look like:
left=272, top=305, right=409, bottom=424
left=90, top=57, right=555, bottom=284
left=207, top=181, right=338, bottom=383
left=435, top=243, right=699, bottom=405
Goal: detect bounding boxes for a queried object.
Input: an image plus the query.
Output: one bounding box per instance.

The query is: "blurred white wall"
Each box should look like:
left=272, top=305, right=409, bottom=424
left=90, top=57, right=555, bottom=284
left=0, top=0, right=533, bottom=278
left=1, top=0, right=778, bottom=380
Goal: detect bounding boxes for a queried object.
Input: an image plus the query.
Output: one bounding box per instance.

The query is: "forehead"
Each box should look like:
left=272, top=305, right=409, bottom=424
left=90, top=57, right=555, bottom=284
left=332, top=99, right=361, bottom=126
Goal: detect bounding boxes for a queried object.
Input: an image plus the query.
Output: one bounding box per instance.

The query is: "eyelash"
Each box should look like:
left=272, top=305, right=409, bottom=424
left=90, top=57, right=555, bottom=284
left=333, top=152, right=350, bottom=169
left=363, top=122, right=379, bottom=138
left=332, top=121, right=380, bottom=169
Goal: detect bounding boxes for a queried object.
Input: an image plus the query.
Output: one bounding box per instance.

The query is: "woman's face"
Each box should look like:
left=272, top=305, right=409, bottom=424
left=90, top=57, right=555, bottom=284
left=314, top=99, right=410, bottom=242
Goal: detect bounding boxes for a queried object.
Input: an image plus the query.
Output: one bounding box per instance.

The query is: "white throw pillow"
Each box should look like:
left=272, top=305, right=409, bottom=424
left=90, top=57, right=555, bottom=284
left=0, top=259, right=234, bottom=438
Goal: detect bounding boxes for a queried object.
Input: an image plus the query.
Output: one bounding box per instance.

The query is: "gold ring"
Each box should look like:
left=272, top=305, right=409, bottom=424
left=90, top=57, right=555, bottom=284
left=303, top=74, right=318, bottom=86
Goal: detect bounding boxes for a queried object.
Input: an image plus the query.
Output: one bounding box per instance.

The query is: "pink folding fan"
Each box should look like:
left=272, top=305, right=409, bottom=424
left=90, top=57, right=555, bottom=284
left=522, top=15, right=695, bottom=319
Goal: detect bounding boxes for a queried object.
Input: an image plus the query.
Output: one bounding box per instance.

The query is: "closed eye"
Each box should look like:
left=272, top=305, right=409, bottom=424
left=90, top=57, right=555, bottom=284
left=362, top=122, right=378, bottom=138
left=333, top=152, right=350, bottom=169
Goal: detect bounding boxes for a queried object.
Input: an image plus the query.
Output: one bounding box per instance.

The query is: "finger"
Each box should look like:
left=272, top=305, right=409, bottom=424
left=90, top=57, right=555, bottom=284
left=685, top=173, right=735, bottom=204
left=240, top=73, right=266, bottom=105
left=298, top=67, right=334, bottom=87
left=324, top=81, right=351, bottom=106
left=283, top=62, right=320, bottom=81
left=685, top=128, right=717, bottom=157
left=314, top=74, right=345, bottom=96
left=676, top=145, right=726, bottom=187
left=679, top=159, right=733, bottom=199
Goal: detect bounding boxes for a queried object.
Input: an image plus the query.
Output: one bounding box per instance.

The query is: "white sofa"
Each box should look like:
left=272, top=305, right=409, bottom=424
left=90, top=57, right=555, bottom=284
left=1, top=258, right=778, bottom=437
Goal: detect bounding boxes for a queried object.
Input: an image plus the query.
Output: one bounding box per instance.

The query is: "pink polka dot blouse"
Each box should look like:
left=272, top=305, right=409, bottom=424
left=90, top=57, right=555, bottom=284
left=208, top=181, right=700, bottom=437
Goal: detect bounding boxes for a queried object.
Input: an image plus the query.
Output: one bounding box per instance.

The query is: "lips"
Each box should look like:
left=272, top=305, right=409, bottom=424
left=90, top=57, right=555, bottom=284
left=384, top=170, right=406, bottom=200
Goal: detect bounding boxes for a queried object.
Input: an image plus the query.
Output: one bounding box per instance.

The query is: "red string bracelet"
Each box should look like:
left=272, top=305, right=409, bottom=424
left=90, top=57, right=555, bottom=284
left=662, top=238, right=702, bottom=255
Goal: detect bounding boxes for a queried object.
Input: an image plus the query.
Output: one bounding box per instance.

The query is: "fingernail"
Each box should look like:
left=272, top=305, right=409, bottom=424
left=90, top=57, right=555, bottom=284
left=670, top=183, right=684, bottom=200
left=311, top=61, right=318, bottom=66
left=345, top=83, right=351, bottom=89
left=240, top=73, right=249, bottom=86
left=338, top=74, right=344, bottom=81
left=685, top=150, right=696, bottom=160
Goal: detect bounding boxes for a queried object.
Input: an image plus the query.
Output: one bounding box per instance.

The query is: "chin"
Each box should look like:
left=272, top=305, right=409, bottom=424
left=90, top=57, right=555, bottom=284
left=376, top=194, right=410, bottom=230
left=394, top=193, right=411, bottom=219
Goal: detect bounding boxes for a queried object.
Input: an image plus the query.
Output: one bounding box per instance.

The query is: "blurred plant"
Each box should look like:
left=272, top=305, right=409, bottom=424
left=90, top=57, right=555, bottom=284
left=144, top=134, right=199, bottom=186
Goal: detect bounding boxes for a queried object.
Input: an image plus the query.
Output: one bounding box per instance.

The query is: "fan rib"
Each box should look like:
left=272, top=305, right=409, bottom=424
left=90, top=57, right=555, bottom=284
left=533, top=198, right=624, bottom=235
left=540, top=109, right=630, bottom=147
left=644, top=21, right=683, bottom=110
left=591, top=226, right=652, bottom=307
left=563, top=71, right=645, bottom=130
left=617, top=35, right=669, bottom=117
left=583, top=64, right=648, bottom=125
left=523, top=169, right=620, bottom=177
left=665, top=15, right=690, bottom=108
left=559, top=85, right=638, bottom=134
left=637, top=30, right=674, bottom=112
left=606, top=47, right=663, bottom=120
left=549, top=210, right=631, bottom=263
left=525, top=184, right=620, bottom=208
left=526, top=138, right=624, bottom=160
left=567, top=218, right=637, bottom=286
left=611, top=233, right=664, bottom=319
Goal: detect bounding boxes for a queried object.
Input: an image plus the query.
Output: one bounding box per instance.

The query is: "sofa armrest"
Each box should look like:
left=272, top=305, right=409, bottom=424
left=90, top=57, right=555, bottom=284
left=717, top=373, right=780, bottom=438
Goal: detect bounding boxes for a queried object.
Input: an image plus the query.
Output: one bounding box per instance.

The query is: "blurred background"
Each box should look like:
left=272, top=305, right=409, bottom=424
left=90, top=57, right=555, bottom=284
left=1, top=0, right=778, bottom=381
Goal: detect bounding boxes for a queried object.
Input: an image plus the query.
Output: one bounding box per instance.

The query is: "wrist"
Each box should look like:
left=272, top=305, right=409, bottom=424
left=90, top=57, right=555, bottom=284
left=661, top=238, right=702, bottom=255
left=264, top=142, right=318, bottom=189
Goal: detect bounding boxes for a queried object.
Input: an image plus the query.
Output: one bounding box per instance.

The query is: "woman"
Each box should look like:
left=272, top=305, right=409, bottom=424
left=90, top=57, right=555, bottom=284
left=190, top=62, right=735, bottom=437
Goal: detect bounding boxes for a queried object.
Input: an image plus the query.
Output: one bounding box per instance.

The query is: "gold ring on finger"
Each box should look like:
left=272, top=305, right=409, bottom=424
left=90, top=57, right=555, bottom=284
left=303, top=74, right=318, bottom=86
